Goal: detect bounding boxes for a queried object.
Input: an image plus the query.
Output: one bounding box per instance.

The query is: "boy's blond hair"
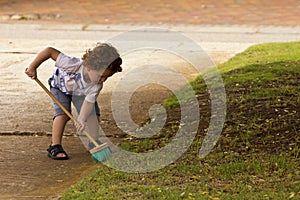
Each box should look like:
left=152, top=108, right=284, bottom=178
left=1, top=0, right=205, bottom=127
left=82, top=43, right=122, bottom=72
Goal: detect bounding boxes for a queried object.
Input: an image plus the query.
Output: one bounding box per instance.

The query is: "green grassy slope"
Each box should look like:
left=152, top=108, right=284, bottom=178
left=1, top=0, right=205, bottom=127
left=61, top=42, right=300, bottom=200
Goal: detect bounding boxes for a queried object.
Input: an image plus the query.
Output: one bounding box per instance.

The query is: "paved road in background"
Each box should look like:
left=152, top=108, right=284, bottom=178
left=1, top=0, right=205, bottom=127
left=0, top=0, right=299, bottom=26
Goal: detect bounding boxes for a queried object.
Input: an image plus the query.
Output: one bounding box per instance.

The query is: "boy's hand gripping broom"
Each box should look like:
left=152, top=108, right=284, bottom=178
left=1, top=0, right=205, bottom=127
left=35, top=78, right=111, bottom=162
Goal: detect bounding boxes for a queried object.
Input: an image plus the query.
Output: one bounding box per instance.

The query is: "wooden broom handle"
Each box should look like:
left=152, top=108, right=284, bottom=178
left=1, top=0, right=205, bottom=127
left=35, top=78, right=99, bottom=146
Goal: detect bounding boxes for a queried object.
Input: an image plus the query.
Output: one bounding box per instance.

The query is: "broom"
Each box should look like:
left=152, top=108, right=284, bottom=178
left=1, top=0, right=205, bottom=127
left=35, top=78, right=111, bottom=162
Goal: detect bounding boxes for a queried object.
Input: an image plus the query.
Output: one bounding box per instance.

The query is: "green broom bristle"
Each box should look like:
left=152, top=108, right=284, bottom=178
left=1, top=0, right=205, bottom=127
left=91, top=147, right=111, bottom=162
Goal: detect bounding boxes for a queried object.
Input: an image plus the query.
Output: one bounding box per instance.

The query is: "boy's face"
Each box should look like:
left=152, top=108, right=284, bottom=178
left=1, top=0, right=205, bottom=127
left=87, top=68, right=115, bottom=84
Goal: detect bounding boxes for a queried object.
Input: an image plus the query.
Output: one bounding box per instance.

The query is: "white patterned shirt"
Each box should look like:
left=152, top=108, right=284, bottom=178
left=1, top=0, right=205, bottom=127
left=49, top=53, right=102, bottom=103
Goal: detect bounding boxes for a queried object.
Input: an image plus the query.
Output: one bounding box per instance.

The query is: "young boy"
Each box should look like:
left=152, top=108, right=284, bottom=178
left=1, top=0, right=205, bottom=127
left=25, top=43, right=122, bottom=160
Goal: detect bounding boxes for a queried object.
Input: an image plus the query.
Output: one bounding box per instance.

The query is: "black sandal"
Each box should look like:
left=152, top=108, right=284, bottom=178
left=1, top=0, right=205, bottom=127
left=47, top=144, right=69, bottom=160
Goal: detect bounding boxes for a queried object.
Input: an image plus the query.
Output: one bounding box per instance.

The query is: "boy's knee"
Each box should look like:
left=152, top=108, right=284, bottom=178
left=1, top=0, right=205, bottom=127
left=54, top=114, right=71, bottom=121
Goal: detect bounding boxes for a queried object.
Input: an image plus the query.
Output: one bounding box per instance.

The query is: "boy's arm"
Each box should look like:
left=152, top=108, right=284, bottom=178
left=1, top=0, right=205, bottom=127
left=25, top=47, right=61, bottom=79
left=75, top=100, right=95, bottom=132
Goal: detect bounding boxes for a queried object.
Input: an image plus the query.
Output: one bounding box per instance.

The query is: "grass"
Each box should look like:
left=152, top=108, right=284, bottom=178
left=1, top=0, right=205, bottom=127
left=60, top=41, right=300, bottom=200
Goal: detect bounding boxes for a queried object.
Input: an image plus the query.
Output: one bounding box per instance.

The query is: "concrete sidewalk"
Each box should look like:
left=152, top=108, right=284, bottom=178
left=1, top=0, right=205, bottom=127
left=2, top=23, right=300, bottom=65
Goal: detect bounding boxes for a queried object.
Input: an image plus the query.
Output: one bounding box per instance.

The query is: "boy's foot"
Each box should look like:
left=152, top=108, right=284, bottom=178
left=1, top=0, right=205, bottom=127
left=88, top=139, right=102, bottom=151
left=88, top=142, right=95, bottom=151
left=47, top=144, right=69, bottom=160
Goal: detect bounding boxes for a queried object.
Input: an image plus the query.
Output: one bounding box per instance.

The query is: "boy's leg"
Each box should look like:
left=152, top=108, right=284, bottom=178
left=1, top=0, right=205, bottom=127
left=86, top=114, right=100, bottom=140
left=52, top=114, right=69, bottom=145
left=51, top=114, right=69, bottom=158
left=72, top=97, right=102, bottom=148
left=85, top=101, right=101, bottom=140
left=49, top=87, right=72, bottom=158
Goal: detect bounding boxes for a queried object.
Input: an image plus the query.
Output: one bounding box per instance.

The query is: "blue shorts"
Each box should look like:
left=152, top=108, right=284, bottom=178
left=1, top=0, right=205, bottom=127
left=50, top=87, right=100, bottom=119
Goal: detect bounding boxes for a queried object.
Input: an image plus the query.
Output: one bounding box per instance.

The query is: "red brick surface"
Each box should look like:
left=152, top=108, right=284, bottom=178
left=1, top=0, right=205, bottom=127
left=0, top=0, right=299, bottom=26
